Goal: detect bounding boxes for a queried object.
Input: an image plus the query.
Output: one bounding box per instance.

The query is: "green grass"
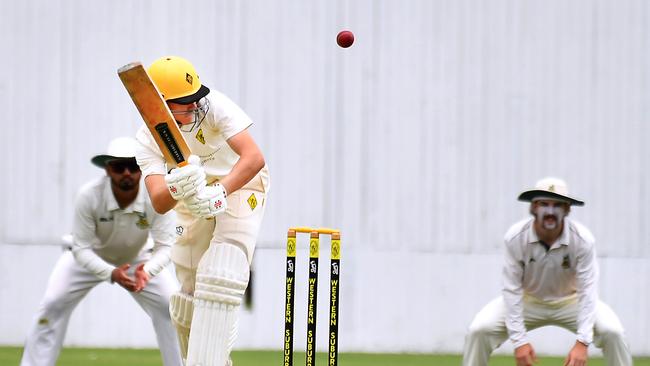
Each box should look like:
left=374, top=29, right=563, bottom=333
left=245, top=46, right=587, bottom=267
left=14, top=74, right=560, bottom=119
left=2, top=347, right=649, bottom=365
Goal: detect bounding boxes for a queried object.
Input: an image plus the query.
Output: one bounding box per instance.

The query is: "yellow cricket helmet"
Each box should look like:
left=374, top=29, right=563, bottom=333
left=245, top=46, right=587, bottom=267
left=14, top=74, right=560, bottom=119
left=148, top=56, right=210, bottom=104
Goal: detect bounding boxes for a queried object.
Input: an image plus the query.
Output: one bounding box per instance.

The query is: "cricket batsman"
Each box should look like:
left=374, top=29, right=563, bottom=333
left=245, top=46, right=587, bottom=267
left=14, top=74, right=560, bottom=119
left=134, top=56, right=270, bottom=366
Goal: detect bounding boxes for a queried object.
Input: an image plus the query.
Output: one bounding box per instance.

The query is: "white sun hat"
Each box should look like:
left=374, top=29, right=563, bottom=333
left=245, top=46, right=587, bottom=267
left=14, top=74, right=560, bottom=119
left=518, top=177, right=584, bottom=206
left=91, top=137, right=139, bottom=168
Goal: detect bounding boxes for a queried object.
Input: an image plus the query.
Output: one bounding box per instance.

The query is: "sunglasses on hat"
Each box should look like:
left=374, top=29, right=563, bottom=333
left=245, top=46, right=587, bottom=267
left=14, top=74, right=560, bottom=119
left=108, top=159, right=140, bottom=173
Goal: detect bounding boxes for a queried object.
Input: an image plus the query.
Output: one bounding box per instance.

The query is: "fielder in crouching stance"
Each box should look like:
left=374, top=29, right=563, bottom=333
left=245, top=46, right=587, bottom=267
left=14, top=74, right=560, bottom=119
left=21, top=137, right=182, bottom=366
left=134, top=56, right=269, bottom=366
left=463, top=177, right=632, bottom=366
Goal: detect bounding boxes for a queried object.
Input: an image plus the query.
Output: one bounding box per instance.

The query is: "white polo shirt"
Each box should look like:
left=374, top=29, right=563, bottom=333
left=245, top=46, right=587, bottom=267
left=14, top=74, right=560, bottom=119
left=135, top=90, right=252, bottom=179
left=71, top=176, right=176, bottom=281
left=502, top=217, right=598, bottom=346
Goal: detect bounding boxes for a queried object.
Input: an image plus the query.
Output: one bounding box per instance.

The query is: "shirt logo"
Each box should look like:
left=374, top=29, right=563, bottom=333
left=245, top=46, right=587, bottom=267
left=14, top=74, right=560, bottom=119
left=176, top=226, right=184, bottom=235
left=196, top=129, right=206, bottom=144
left=99, top=215, right=114, bottom=222
left=136, top=213, right=150, bottom=229
left=561, top=255, right=571, bottom=269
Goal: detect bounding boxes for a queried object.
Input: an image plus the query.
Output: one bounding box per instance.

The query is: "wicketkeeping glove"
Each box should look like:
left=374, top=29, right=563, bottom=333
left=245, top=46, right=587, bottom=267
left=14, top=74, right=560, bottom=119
left=165, top=155, right=206, bottom=200
left=186, top=183, right=228, bottom=218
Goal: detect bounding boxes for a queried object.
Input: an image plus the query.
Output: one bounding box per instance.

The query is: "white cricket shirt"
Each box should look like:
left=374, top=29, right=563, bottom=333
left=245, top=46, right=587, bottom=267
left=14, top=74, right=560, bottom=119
left=71, top=176, right=176, bottom=281
left=135, top=90, right=252, bottom=179
left=502, top=217, right=598, bottom=347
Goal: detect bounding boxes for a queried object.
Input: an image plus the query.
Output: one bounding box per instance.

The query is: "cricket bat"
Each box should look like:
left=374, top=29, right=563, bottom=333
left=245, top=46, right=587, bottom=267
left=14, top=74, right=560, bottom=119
left=117, top=62, right=191, bottom=167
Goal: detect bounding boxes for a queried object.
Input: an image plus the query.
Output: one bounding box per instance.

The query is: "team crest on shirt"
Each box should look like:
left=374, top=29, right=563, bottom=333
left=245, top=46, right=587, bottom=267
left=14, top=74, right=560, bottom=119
left=136, top=213, right=150, bottom=229
left=196, top=128, right=206, bottom=144
left=176, top=226, right=184, bottom=235
left=561, top=254, right=571, bottom=269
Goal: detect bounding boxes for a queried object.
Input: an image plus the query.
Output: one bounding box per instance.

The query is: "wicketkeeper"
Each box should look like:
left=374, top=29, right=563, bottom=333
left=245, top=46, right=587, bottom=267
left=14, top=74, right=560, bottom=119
left=134, top=56, right=270, bottom=366
left=463, top=177, right=632, bottom=366
left=20, top=137, right=182, bottom=366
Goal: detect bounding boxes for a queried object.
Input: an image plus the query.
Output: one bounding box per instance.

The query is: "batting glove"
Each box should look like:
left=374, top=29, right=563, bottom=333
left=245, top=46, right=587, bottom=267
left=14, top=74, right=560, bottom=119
left=186, top=183, right=228, bottom=218
left=165, top=155, right=206, bottom=200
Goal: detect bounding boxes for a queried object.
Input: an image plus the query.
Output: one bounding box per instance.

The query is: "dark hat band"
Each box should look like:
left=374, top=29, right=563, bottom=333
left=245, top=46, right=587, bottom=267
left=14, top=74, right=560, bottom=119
left=167, top=84, right=210, bottom=104
left=518, top=190, right=584, bottom=206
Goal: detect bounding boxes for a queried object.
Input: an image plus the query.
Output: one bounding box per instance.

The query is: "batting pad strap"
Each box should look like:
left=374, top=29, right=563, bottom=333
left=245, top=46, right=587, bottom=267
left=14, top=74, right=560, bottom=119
left=194, top=275, right=247, bottom=305
left=193, top=243, right=250, bottom=305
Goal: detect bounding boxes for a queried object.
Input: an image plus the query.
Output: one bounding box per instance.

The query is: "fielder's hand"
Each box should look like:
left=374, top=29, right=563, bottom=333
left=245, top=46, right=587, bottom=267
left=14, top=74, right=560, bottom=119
left=165, top=155, right=206, bottom=200
left=186, top=183, right=228, bottom=218
left=111, top=264, right=137, bottom=292
left=515, top=343, right=538, bottom=366
left=564, top=341, right=588, bottom=366
left=134, top=263, right=150, bottom=292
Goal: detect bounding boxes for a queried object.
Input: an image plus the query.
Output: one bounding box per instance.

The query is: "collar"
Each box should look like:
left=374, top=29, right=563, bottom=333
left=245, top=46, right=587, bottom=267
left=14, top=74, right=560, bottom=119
left=102, top=176, right=146, bottom=214
left=527, top=218, right=570, bottom=248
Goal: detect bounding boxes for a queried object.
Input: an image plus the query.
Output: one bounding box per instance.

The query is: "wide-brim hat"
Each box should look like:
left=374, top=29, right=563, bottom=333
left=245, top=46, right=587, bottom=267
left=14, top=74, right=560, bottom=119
left=91, top=137, right=139, bottom=168
left=518, top=177, right=584, bottom=206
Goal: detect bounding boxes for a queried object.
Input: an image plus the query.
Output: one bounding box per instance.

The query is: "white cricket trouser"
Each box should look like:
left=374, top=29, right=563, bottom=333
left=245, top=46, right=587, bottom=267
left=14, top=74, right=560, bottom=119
left=20, top=251, right=183, bottom=366
left=463, top=296, right=632, bottom=366
left=169, top=167, right=268, bottom=366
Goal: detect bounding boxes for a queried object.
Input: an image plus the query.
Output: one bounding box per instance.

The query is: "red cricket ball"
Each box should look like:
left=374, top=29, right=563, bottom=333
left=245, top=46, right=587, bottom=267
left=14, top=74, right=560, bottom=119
left=336, top=30, right=354, bottom=48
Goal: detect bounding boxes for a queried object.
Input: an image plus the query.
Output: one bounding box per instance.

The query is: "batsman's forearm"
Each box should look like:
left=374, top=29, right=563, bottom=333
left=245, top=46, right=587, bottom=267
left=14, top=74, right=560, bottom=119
left=145, top=175, right=178, bottom=214
left=219, top=152, right=265, bottom=195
